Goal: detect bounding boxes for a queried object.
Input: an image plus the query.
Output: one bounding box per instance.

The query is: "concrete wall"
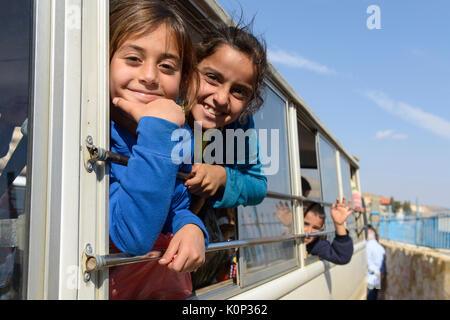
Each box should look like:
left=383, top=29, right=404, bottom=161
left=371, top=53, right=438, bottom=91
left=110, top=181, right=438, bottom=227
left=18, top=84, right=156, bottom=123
left=380, top=239, right=450, bottom=300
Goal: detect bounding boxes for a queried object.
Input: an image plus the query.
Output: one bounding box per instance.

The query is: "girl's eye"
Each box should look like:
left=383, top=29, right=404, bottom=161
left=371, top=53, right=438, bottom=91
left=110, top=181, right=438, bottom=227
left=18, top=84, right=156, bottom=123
left=160, top=62, right=178, bottom=74
left=125, top=56, right=140, bottom=63
left=204, top=73, right=219, bottom=83
left=232, top=87, right=249, bottom=100
left=160, top=63, right=175, bottom=70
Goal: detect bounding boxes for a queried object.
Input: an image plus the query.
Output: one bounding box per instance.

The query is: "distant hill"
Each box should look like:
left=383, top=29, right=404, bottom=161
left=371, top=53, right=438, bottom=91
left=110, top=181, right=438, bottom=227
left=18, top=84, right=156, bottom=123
left=411, top=205, right=450, bottom=217
left=361, top=192, right=450, bottom=217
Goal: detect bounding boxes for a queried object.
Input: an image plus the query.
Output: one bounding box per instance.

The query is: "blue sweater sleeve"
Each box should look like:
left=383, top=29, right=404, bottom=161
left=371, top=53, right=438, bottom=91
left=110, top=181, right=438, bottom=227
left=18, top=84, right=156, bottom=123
left=109, top=117, right=180, bottom=256
left=306, top=233, right=354, bottom=265
left=212, top=116, right=267, bottom=208
left=162, top=178, right=210, bottom=248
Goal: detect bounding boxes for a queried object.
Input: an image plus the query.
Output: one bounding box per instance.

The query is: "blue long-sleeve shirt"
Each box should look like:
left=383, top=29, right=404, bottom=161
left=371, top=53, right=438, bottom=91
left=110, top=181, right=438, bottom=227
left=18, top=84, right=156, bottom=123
left=306, top=232, right=354, bottom=265
left=109, top=117, right=209, bottom=256
left=209, top=115, right=267, bottom=208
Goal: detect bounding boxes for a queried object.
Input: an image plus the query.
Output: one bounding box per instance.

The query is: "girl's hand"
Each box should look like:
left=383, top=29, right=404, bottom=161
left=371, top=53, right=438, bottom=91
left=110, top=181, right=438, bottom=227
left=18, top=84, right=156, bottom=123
left=184, top=164, right=227, bottom=197
left=112, top=97, right=185, bottom=127
left=331, top=197, right=353, bottom=236
left=158, top=224, right=206, bottom=273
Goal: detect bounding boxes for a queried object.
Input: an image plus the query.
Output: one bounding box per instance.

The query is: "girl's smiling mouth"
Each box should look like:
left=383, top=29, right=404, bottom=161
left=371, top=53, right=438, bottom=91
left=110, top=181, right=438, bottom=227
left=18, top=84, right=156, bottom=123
left=127, top=88, right=163, bottom=103
left=201, top=103, right=225, bottom=119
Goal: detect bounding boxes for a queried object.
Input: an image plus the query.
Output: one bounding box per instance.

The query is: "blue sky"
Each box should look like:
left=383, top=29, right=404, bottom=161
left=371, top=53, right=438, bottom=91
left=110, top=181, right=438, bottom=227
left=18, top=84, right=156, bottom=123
left=217, top=0, right=450, bottom=208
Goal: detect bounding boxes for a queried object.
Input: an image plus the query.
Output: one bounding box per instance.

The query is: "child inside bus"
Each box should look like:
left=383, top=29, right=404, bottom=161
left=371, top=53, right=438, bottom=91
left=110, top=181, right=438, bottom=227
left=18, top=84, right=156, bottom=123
left=108, top=0, right=208, bottom=273
left=182, top=24, right=268, bottom=288
left=273, top=197, right=353, bottom=264
left=303, top=198, right=354, bottom=265
left=184, top=23, right=268, bottom=212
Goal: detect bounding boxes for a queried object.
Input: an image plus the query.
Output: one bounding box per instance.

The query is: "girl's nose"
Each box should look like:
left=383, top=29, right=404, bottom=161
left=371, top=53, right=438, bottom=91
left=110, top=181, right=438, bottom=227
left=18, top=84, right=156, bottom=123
left=139, top=63, right=159, bottom=87
left=212, top=86, right=229, bottom=110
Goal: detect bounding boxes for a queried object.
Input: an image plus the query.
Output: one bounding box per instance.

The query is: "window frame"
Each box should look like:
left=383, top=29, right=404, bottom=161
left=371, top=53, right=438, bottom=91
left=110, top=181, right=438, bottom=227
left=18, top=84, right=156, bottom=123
left=26, top=0, right=110, bottom=300
left=236, top=80, right=298, bottom=289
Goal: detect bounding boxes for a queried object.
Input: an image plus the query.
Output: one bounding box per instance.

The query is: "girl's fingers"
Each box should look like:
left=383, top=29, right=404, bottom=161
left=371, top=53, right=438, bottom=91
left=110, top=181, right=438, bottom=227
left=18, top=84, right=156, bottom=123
left=185, top=171, right=204, bottom=187
left=141, top=250, right=162, bottom=259
left=191, top=163, right=201, bottom=173
left=168, top=252, right=189, bottom=272
left=112, top=97, right=135, bottom=114
left=159, top=238, right=179, bottom=265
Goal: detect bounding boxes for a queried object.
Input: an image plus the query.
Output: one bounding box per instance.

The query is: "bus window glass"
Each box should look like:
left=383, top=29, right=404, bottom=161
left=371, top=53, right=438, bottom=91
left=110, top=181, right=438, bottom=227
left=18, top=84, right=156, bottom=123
left=0, top=0, right=33, bottom=300
left=298, top=122, right=322, bottom=265
left=255, top=87, right=290, bottom=193
left=237, top=85, right=296, bottom=287
left=192, top=207, right=238, bottom=291
left=350, top=166, right=365, bottom=242
left=340, top=154, right=357, bottom=240
left=298, top=121, right=321, bottom=200
left=318, top=135, right=339, bottom=242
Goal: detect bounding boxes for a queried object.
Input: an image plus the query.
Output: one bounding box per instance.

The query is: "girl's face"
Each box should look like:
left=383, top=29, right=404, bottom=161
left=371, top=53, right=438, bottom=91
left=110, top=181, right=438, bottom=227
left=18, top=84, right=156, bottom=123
left=110, top=23, right=181, bottom=107
left=192, top=44, right=255, bottom=129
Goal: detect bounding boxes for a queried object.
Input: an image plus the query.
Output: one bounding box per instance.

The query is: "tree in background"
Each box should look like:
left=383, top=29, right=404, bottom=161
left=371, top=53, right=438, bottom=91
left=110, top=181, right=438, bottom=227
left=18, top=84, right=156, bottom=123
left=402, top=201, right=412, bottom=214
left=390, top=197, right=402, bottom=213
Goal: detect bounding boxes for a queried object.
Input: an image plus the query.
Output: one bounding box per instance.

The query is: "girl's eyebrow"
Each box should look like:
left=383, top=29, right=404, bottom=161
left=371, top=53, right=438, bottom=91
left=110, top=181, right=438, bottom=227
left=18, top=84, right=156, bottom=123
left=118, top=45, right=180, bottom=63
left=119, top=44, right=145, bottom=55
left=160, top=53, right=181, bottom=64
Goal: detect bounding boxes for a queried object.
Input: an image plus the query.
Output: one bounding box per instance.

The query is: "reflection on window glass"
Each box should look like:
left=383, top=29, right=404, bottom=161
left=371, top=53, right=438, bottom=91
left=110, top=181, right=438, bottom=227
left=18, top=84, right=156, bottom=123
left=0, top=0, right=32, bottom=300
left=318, top=135, right=338, bottom=242
left=252, top=86, right=290, bottom=194
left=237, top=86, right=295, bottom=287
left=239, top=198, right=295, bottom=276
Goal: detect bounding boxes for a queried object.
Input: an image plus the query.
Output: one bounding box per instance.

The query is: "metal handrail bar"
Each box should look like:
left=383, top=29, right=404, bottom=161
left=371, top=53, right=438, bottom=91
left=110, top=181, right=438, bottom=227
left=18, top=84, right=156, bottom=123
left=85, top=226, right=366, bottom=272
left=89, top=148, right=339, bottom=207
left=265, top=190, right=334, bottom=207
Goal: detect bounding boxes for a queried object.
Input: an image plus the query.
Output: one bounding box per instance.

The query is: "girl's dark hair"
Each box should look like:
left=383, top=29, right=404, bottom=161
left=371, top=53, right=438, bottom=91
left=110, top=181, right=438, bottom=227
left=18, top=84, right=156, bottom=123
left=110, top=0, right=197, bottom=110
left=196, top=22, right=268, bottom=123
left=304, top=203, right=326, bottom=221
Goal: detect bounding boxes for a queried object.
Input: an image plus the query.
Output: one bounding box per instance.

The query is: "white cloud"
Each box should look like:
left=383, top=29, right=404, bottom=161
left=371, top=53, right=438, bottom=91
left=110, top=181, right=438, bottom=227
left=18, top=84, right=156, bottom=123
left=375, top=129, right=394, bottom=139
left=365, top=90, right=450, bottom=140
left=268, top=48, right=336, bottom=75
left=375, top=129, right=408, bottom=140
